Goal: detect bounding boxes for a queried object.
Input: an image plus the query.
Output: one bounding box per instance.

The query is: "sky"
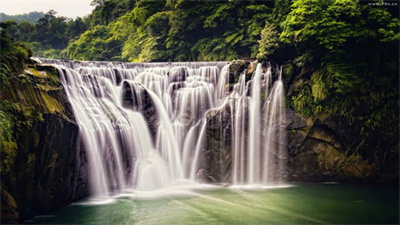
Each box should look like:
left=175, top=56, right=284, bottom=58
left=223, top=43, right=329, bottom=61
left=0, top=0, right=95, bottom=18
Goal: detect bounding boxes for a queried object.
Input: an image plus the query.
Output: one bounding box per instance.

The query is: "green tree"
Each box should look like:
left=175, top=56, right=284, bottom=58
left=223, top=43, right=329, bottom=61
left=0, top=22, right=32, bottom=75
left=17, top=21, right=35, bottom=42
left=257, top=21, right=279, bottom=59
left=34, top=10, right=68, bottom=49
left=1, top=20, right=19, bottom=40
left=66, top=17, right=88, bottom=41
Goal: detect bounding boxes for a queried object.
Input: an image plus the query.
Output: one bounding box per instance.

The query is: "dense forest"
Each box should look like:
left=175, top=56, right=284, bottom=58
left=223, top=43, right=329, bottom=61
left=3, top=0, right=398, bottom=62
left=1, top=10, right=88, bottom=59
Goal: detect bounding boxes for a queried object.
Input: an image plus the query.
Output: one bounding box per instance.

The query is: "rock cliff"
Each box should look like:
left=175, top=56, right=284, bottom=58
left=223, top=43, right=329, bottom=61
left=0, top=64, right=88, bottom=223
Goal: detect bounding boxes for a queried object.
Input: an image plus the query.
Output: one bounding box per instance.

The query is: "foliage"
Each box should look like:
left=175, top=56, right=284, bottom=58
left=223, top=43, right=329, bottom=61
left=34, top=10, right=69, bottom=49
left=88, top=0, right=136, bottom=27
left=67, top=20, right=127, bottom=61
left=0, top=30, right=31, bottom=180
left=191, top=38, right=239, bottom=61
left=0, top=24, right=32, bottom=89
left=67, top=25, right=109, bottom=60
left=1, top=10, right=89, bottom=58
left=278, top=0, right=399, bottom=64
left=0, top=109, right=17, bottom=175
left=68, top=0, right=274, bottom=61
left=257, top=21, right=279, bottom=59
left=278, top=0, right=399, bottom=162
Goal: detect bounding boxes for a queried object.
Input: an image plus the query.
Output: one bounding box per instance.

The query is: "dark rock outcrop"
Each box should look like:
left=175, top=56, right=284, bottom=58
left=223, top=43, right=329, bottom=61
left=200, top=102, right=233, bottom=183
left=122, top=80, right=159, bottom=140
left=287, top=120, right=369, bottom=181
left=1, top=188, right=19, bottom=224
left=0, top=64, right=89, bottom=223
left=286, top=113, right=398, bottom=183
left=14, top=114, right=88, bottom=220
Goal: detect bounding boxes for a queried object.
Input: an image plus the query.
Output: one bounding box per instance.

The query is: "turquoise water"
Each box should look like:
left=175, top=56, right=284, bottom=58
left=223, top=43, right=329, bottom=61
left=29, top=183, right=399, bottom=224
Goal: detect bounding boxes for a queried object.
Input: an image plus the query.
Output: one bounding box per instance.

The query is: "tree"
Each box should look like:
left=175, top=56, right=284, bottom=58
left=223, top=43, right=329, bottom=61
left=257, top=21, right=279, bottom=59
left=66, top=17, right=88, bottom=41
left=34, top=10, right=68, bottom=49
left=17, top=21, right=35, bottom=42
left=0, top=23, right=32, bottom=87
left=1, top=20, right=19, bottom=40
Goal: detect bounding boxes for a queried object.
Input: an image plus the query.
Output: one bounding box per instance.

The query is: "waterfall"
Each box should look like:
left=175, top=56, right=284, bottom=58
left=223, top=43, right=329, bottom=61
left=248, top=64, right=262, bottom=183
left=230, top=64, right=287, bottom=185
left=262, top=67, right=286, bottom=182
left=37, top=58, right=286, bottom=195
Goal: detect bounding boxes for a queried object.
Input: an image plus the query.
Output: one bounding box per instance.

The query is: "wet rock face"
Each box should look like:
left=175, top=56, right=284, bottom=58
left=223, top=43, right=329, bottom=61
left=1, top=188, right=19, bottom=224
left=285, top=113, right=395, bottom=183
left=200, top=103, right=233, bottom=183
left=141, top=91, right=159, bottom=141
left=122, top=81, right=159, bottom=141
left=15, top=114, right=89, bottom=220
left=1, top=65, right=89, bottom=223
left=285, top=108, right=308, bottom=152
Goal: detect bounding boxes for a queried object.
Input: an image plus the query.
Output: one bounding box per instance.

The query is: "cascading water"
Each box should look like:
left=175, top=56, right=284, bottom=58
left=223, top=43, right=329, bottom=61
left=231, top=63, right=287, bottom=185
left=35, top=58, right=286, bottom=196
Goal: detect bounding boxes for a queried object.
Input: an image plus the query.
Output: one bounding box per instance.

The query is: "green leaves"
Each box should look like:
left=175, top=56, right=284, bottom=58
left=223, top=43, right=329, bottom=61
left=257, top=21, right=279, bottom=59
left=280, top=0, right=359, bottom=56
left=67, top=25, right=109, bottom=60
left=0, top=29, right=32, bottom=86
left=0, top=33, right=35, bottom=177
left=224, top=29, right=245, bottom=45
left=69, top=0, right=275, bottom=61
left=204, top=3, right=233, bottom=28
left=326, top=63, right=361, bottom=94
left=278, top=0, right=399, bottom=160
left=191, top=38, right=238, bottom=61
left=0, top=109, right=17, bottom=175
